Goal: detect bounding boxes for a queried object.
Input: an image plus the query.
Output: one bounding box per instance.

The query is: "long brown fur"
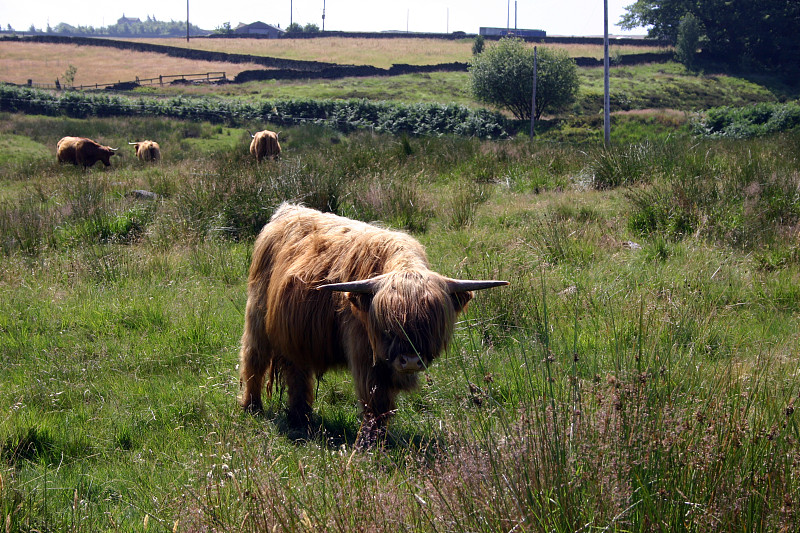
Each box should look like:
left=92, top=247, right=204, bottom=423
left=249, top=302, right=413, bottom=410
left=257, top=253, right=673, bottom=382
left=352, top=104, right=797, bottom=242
left=57, top=136, right=117, bottom=167
left=132, top=140, right=161, bottom=162
left=239, top=203, right=476, bottom=447
left=249, top=130, right=281, bottom=161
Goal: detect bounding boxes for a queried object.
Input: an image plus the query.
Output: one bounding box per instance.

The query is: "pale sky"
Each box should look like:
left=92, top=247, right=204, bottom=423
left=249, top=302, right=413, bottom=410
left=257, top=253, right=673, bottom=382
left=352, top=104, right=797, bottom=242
left=2, top=1, right=645, bottom=37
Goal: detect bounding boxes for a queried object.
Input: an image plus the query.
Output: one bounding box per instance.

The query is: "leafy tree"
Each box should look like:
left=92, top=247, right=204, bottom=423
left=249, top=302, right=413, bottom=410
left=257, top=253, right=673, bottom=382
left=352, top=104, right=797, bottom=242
left=214, top=22, right=234, bottom=35
left=285, top=22, right=304, bottom=34
left=63, top=65, right=77, bottom=86
left=675, top=13, right=703, bottom=70
left=303, top=23, right=320, bottom=33
left=472, top=35, right=485, bottom=56
left=469, top=38, right=579, bottom=121
left=620, top=0, right=800, bottom=73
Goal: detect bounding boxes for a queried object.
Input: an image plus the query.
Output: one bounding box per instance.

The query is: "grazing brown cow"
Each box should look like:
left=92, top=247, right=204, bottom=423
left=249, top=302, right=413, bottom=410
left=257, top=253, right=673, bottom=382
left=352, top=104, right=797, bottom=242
left=56, top=136, right=118, bottom=167
left=249, top=129, right=281, bottom=161
left=239, top=203, right=508, bottom=447
left=129, top=140, right=161, bottom=162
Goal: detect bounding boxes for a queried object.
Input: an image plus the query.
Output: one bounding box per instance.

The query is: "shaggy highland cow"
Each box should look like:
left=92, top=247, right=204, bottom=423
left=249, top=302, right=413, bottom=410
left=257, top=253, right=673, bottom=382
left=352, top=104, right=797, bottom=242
left=129, top=140, right=161, bottom=162
left=239, top=203, right=507, bottom=447
left=249, top=129, right=281, bottom=161
left=56, top=136, right=118, bottom=167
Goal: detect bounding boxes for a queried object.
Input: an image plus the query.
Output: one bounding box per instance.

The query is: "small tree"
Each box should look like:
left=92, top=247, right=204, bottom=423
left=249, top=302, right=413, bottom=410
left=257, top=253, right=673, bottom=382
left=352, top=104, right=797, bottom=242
left=469, top=38, right=579, bottom=121
left=303, top=23, right=320, bottom=33
left=63, top=65, right=78, bottom=87
left=675, top=13, right=704, bottom=71
left=285, top=22, right=303, bottom=34
left=213, top=22, right=234, bottom=35
left=472, top=35, right=485, bottom=56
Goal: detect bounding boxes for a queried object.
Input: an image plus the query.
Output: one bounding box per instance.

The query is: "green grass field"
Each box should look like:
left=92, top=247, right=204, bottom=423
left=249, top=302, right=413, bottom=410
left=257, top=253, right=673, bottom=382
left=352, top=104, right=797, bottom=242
left=1, top=108, right=798, bottom=531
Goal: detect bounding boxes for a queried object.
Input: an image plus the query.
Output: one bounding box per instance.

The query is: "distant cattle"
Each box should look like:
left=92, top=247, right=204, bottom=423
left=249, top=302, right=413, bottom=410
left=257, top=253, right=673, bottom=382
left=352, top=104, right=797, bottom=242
left=129, top=140, right=161, bottom=162
left=56, top=136, right=118, bottom=168
left=249, top=130, right=281, bottom=161
left=238, top=203, right=508, bottom=447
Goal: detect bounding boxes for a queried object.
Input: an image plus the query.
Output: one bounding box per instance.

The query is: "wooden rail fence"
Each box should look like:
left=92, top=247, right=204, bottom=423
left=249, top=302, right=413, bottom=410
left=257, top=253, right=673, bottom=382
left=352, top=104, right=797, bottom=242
left=27, top=71, right=226, bottom=90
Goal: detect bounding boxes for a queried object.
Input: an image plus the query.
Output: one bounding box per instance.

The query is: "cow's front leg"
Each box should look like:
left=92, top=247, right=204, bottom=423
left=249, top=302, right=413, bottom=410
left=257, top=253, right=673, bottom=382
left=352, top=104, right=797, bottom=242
left=285, top=363, right=313, bottom=431
left=355, top=364, right=397, bottom=449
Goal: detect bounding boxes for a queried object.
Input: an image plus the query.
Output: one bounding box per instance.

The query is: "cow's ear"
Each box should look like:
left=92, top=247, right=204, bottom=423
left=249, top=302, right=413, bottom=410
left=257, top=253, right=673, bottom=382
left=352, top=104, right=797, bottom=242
left=450, top=291, right=473, bottom=313
left=347, top=292, right=373, bottom=312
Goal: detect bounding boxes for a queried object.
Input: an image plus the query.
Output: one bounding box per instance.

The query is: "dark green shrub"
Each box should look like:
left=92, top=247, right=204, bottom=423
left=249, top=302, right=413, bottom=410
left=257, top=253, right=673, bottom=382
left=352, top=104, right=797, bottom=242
left=469, top=39, right=579, bottom=121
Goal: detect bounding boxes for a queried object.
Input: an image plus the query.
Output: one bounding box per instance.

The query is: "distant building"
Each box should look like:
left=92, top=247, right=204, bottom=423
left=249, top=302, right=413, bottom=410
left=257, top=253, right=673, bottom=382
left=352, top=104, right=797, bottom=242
left=117, top=14, right=142, bottom=25
left=480, top=27, right=546, bottom=38
left=234, top=21, right=284, bottom=38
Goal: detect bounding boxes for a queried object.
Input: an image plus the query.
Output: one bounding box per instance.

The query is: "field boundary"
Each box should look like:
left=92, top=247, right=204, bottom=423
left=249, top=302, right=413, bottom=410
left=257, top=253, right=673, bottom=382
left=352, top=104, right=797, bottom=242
left=1, top=35, right=337, bottom=71
left=3, top=35, right=673, bottom=89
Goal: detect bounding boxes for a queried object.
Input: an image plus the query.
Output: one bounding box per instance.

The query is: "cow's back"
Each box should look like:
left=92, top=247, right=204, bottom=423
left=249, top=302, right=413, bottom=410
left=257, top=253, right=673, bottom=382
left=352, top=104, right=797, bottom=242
left=250, top=130, right=280, bottom=160
left=56, top=136, right=81, bottom=164
left=250, top=204, right=428, bottom=370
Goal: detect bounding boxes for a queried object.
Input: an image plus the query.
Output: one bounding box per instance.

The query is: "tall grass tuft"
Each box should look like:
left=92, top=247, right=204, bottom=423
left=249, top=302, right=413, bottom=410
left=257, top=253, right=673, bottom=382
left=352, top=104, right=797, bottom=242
left=589, top=142, right=657, bottom=189
left=445, top=180, right=490, bottom=229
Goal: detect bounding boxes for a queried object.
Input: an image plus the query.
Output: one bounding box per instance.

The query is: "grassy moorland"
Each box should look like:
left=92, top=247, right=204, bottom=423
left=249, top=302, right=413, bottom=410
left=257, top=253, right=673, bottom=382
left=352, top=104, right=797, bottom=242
left=0, top=38, right=784, bottom=126
left=0, top=108, right=798, bottom=532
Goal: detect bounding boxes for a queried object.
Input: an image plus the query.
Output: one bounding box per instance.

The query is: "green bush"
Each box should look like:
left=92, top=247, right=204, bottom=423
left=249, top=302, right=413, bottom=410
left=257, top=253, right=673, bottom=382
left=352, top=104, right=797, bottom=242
left=469, top=39, right=579, bottom=120
left=693, top=101, right=800, bottom=138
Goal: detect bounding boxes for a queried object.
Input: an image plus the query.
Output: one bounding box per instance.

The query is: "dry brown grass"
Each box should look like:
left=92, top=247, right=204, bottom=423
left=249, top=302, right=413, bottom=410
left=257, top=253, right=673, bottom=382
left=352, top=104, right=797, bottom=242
left=0, top=41, right=264, bottom=86
left=125, top=37, right=670, bottom=68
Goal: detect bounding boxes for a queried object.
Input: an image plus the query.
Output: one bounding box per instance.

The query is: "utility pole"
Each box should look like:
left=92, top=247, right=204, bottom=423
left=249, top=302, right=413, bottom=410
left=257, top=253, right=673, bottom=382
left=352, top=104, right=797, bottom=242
left=290, top=0, right=293, bottom=27
left=515, top=1, right=517, bottom=32
left=322, top=0, right=326, bottom=31
left=186, top=0, right=189, bottom=42
left=507, top=0, right=510, bottom=33
left=530, top=46, right=537, bottom=138
left=603, top=0, right=611, bottom=144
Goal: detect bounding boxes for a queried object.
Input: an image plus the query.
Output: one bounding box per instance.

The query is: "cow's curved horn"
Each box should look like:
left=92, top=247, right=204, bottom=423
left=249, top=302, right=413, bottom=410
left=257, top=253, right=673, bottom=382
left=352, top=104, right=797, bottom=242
left=317, top=278, right=380, bottom=294
left=247, top=130, right=255, bottom=138
left=109, top=147, right=119, bottom=151
left=445, top=279, right=509, bottom=293
left=128, top=142, right=138, bottom=145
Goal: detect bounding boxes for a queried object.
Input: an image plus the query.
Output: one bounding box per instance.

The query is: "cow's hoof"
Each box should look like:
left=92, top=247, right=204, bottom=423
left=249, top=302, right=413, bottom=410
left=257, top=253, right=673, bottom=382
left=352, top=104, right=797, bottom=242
left=242, top=398, right=263, bottom=414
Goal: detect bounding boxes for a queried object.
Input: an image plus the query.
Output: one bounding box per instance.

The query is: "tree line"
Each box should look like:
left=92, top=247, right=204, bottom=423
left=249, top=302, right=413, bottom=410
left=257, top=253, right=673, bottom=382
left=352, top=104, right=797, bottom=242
left=620, top=0, right=799, bottom=76
left=7, top=16, right=203, bottom=37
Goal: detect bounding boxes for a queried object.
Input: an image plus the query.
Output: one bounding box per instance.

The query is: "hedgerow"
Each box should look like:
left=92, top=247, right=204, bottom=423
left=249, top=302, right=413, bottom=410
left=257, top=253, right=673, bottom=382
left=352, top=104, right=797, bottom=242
left=0, top=84, right=510, bottom=139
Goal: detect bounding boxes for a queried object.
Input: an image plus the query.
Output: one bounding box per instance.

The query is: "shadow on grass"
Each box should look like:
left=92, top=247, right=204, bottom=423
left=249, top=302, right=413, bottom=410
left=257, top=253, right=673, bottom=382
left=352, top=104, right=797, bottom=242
left=247, top=404, right=448, bottom=455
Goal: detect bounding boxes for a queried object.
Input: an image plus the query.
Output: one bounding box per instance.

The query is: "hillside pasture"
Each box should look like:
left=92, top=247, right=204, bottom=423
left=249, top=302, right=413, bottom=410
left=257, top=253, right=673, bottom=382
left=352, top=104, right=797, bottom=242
left=123, top=36, right=671, bottom=68
left=0, top=40, right=265, bottom=86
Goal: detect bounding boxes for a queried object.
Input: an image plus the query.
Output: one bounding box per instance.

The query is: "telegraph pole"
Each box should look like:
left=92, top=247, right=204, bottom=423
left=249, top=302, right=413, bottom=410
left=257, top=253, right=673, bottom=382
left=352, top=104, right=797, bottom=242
left=603, top=0, right=611, bottom=144
left=322, top=0, right=326, bottom=31
left=290, top=0, right=293, bottom=27
left=186, top=0, right=189, bottom=42
left=530, top=46, right=537, bottom=137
